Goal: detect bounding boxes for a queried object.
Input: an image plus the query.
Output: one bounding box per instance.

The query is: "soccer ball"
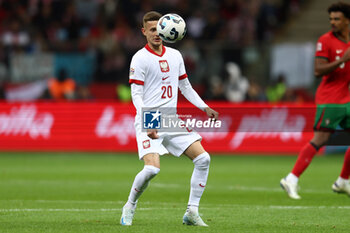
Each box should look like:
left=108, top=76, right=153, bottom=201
left=157, top=13, right=186, bottom=43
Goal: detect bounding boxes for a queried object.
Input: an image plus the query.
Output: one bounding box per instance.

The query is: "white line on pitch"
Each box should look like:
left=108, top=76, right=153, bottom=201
left=1, top=206, right=350, bottom=212
left=226, top=185, right=330, bottom=194
left=0, top=208, right=121, bottom=212
left=0, top=179, right=330, bottom=193
left=0, top=200, right=123, bottom=204
left=269, top=205, right=350, bottom=209
left=0, top=199, right=184, bottom=207
left=0, top=207, right=178, bottom=212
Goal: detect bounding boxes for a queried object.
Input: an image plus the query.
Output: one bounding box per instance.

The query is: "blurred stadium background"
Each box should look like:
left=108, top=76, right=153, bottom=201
left=0, top=0, right=343, bottom=154
left=2, top=1, right=350, bottom=232
left=0, top=0, right=324, bottom=102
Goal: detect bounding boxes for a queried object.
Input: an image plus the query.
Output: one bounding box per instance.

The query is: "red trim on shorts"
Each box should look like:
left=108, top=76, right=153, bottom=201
left=129, top=79, right=144, bottom=85
left=179, top=73, right=188, bottom=80
left=315, top=108, right=325, bottom=130
left=145, top=44, right=166, bottom=57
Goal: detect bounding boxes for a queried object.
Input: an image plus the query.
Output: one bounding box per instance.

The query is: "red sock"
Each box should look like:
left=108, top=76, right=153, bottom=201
left=291, top=142, right=318, bottom=177
left=340, top=147, right=350, bottom=179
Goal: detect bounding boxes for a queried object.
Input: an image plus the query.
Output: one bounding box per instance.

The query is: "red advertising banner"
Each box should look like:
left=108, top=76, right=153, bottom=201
left=0, top=102, right=315, bottom=153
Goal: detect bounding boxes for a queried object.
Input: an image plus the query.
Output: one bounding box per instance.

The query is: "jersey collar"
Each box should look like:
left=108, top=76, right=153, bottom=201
left=145, top=44, right=166, bottom=57
left=332, top=31, right=350, bottom=44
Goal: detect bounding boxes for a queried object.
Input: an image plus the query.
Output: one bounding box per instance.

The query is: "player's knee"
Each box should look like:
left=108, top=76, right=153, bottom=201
left=193, top=152, right=210, bottom=168
left=144, top=165, right=160, bottom=178
left=312, top=132, right=331, bottom=148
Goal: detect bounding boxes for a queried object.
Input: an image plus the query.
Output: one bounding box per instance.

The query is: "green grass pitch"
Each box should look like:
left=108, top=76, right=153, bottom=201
left=0, top=152, right=349, bottom=233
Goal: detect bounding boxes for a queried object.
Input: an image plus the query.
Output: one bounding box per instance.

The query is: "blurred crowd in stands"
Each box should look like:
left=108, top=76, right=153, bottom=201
left=0, top=0, right=312, bottom=102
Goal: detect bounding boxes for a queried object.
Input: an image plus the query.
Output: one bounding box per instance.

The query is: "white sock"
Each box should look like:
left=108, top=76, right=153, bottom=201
left=286, top=173, right=299, bottom=185
left=125, top=165, right=160, bottom=209
left=336, top=176, right=349, bottom=185
left=187, top=152, right=210, bottom=210
left=187, top=205, right=198, bottom=213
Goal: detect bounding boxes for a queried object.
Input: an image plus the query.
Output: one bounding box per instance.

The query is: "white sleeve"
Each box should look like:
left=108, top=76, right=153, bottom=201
left=131, top=83, right=144, bottom=114
left=179, top=78, right=208, bottom=111
left=129, top=53, right=146, bottom=85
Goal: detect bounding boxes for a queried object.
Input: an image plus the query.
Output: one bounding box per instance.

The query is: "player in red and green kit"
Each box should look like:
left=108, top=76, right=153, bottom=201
left=281, top=1, right=350, bottom=199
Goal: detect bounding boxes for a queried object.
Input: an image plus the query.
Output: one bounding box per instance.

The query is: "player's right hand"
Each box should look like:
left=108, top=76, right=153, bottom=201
left=147, top=129, right=159, bottom=139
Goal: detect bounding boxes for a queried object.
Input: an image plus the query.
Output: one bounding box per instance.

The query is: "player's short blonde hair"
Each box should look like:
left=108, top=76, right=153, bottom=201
left=143, top=11, right=162, bottom=27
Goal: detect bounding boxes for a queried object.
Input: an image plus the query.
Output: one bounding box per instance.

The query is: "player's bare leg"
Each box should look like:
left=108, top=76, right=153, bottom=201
left=281, top=131, right=331, bottom=199
left=310, top=131, right=332, bottom=147
left=183, top=140, right=210, bottom=226
left=120, top=153, right=160, bottom=225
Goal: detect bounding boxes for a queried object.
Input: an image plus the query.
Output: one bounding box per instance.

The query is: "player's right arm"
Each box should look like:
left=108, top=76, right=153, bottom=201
left=129, top=53, right=146, bottom=115
left=314, top=49, right=350, bottom=77
left=130, top=83, right=144, bottom=115
left=130, top=83, right=159, bottom=139
left=129, top=53, right=159, bottom=139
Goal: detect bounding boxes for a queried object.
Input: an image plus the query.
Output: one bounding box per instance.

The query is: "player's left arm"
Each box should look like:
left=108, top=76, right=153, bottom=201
left=179, top=78, right=219, bottom=120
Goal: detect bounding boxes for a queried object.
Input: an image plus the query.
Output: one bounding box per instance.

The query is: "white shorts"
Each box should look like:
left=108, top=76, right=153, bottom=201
left=136, top=131, right=202, bottom=160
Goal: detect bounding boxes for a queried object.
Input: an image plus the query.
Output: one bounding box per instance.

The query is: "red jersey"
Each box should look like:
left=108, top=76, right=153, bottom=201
left=315, top=31, right=350, bottom=104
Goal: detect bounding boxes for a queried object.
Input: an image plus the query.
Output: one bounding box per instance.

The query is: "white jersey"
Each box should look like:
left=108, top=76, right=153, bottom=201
left=129, top=44, right=205, bottom=159
left=129, top=44, right=187, bottom=111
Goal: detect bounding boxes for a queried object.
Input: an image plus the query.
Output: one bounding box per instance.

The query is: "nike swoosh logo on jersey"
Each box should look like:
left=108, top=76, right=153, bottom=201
left=162, top=76, right=169, bottom=81
left=336, top=49, right=343, bottom=54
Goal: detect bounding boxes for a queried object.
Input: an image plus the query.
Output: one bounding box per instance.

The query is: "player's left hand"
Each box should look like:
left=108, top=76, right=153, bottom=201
left=147, top=129, right=159, bottom=139
left=204, top=107, right=219, bottom=120
left=342, top=48, right=350, bottom=63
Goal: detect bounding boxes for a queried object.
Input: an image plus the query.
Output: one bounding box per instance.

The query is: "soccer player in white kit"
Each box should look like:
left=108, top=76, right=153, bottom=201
left=120, top=11, right=218, bottom=227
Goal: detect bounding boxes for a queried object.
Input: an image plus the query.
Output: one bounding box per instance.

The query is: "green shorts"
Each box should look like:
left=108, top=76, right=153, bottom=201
left=314, top=103, right=350, bottom=131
